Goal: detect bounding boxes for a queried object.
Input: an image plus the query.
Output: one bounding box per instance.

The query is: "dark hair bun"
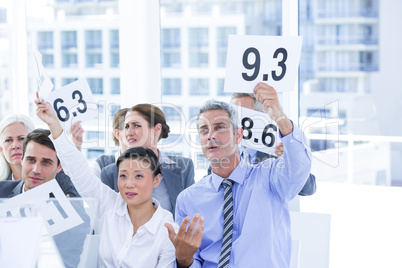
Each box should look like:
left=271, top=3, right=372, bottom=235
left=161, top=124, right=170, bottom=139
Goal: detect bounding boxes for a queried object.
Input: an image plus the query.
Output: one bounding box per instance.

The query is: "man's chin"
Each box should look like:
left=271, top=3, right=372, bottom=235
left=26, top=181, right=44, bottom=190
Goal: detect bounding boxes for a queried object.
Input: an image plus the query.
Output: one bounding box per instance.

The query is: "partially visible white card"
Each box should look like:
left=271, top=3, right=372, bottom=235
left=233, top=105, right=280, bottom=155
left=47, top=79, right=98, bottom=131
left=1, top=180, right=83, bottom=236
left=224, top=35, right=303, bottom=93
left=0, top=217, right=43, bottom=268
left=33, top=49, right=54, bottom=100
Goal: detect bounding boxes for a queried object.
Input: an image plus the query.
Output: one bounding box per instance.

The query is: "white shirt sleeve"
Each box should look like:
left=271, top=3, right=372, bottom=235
left=51, top=131, right=118, bottom=216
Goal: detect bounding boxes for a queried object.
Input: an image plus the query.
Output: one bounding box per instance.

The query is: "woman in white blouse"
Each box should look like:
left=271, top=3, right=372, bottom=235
left=35, top=95, right=177, bottom=267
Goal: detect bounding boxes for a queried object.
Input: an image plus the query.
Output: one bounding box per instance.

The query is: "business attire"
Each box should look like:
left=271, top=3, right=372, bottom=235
left=0, top=173, right=80, bottom=198
left=0, top=176, right=88, bottom=268
left=52, top=133, right=177, bottom=267
left=89, top=152, right=118, bottom=179
left=240, top=146, right=317, bottom=196
left=206, top=146, right=316, bottom=196
left=101, top=151, right=195, bottom=216
left=175, top=124, right=312, bottom=267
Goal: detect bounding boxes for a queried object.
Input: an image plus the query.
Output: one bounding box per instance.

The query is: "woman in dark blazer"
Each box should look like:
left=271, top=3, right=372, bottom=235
left=101, top=104, right=195, bottom=216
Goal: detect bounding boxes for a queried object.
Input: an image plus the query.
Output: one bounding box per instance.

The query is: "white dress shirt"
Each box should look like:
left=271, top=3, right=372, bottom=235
left=52, top=133, right=178, bottom=268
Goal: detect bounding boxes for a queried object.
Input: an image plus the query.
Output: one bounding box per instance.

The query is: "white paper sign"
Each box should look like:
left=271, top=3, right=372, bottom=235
left=0, top=217, right=43, bottom=268
left=233, top=105, right=280, bottom=155
left=0, top=180, right=84, bottom=236
left=33, top=49, right=54, bottom=100
left=47, top=79, right=98, bottom=131
left=224, top=35, right=303, bottom=93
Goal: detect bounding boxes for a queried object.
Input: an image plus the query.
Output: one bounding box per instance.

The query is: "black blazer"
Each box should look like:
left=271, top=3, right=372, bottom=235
left=0, top=171, right=80, bottom=198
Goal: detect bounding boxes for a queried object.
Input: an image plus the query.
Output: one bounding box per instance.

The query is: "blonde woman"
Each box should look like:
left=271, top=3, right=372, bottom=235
left=0, top=114, right=35, bottom=181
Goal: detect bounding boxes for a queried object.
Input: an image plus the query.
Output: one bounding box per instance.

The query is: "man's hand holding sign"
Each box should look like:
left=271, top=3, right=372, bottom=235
left=225, top=35, right=302, bottom=153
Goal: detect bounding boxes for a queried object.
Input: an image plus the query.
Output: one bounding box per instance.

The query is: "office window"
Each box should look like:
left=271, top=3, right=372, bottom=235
left=98, top=103, right=105, bottom=113
left=217, top=27, right=236, bottom=67
left=61, top=78, right=78, bottom=86
left=61, top=31, right=77, bottom=50
left=162, top=106, right=182, bottom=121
left=62, top=54, right=78, bottom=68
left=87, top=149, right=105, bottom=160
left=110, top=104, right=121, bottom=116
left=162, top=52, right=181, bottom=68
left=162, top=28, right=180, bottom=48
left=86, top=53, right=102, bottom=68
left=189, top=78, right=209, bottom=96
left=161, top=28, right=181, bottom=67
left=86, top=30, right=102, bottom=67
left=87, top=131, right=105, bottom=140
left=189, top=106, right=200, bottom=119
left=217, top=78, right=230, bottom=96
left=86, top=30, right=102, bottom=49
left=307, top=108, right=331, bottom=118
left=42, top=54, right=54, bottom=68
left=87, top=78, right=103, bottom=94
left=195, top=153, right=209, bottom=170
left=189, top=28, right=208, bottom=67
left=37, top=31, right=53, bottom=50
left=110, top=30, right=119, bottom=49
left=162, top=78, right=181, bottom=95
left=0, top=8, right=6, bottom=23
left=160, top=134, right=181, bottom=146
left=110, top=78, right=120, bottom=94
left=110, top=29, right=119, bottom=68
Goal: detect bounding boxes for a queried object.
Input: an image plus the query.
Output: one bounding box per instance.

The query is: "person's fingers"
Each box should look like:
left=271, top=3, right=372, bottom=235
left=177, top=216, right=190, bottom=237
left=192, top=216, right=204, bottom=245
left=70, top=121, right=81, bottom=132
left=186, top=213, right=200, bottom=238
left=164, top=223, right=177, bottom=242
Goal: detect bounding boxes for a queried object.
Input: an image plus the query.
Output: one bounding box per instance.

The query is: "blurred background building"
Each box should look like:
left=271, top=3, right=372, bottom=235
left=0, top=0, right=400, bottom=185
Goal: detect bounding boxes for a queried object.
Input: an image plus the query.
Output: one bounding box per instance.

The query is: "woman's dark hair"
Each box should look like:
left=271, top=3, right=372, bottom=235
left=116, top=147, right=161, bottom=177
left=128, top=104, right=170, bottom=141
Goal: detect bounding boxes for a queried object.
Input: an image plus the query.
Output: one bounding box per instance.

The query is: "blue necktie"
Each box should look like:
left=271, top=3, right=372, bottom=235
left=218, top=179, right=234, bottom=268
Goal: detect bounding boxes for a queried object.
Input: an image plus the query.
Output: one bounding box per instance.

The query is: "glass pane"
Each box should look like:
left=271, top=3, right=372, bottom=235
left=298, top=0, right=402, bottom=187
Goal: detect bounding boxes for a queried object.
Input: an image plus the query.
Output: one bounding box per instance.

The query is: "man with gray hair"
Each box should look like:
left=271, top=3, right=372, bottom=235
left=231, top=92, right=316, bottom=196
left=165, top=83, right=312, bottom=267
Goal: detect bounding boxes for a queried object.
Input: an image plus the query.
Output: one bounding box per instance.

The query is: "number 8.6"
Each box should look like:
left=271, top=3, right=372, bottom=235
left=241, top=117, right=277, bottom=148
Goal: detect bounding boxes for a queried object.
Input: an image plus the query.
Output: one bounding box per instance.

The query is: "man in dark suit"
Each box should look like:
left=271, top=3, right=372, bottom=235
left=0, top=129, right=88, bottom=268
left=0, top=129, right=79, bottom=197
left=230, top=93, right=317, bottom=196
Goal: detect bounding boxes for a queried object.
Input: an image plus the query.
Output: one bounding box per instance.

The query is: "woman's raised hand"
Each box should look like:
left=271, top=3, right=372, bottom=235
left=34, top=92, right=63, bottom=139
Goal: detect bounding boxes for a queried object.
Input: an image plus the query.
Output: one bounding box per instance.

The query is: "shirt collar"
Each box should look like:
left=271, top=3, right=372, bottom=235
left=115, top=197, right=163, bottom=235
left=158, top=149, right=176, bottom=165
left=211, top=159, right=249, bottom=191
left=142, top=199, right=163, bottom=235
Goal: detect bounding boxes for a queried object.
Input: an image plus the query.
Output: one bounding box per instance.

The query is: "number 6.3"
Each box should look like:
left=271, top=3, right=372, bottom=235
left=53, top=90, right=88, bottom=122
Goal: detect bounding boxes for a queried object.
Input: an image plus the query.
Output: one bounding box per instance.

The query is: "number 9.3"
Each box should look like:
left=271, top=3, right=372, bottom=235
left=242, top=47, right=288, bottom=82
